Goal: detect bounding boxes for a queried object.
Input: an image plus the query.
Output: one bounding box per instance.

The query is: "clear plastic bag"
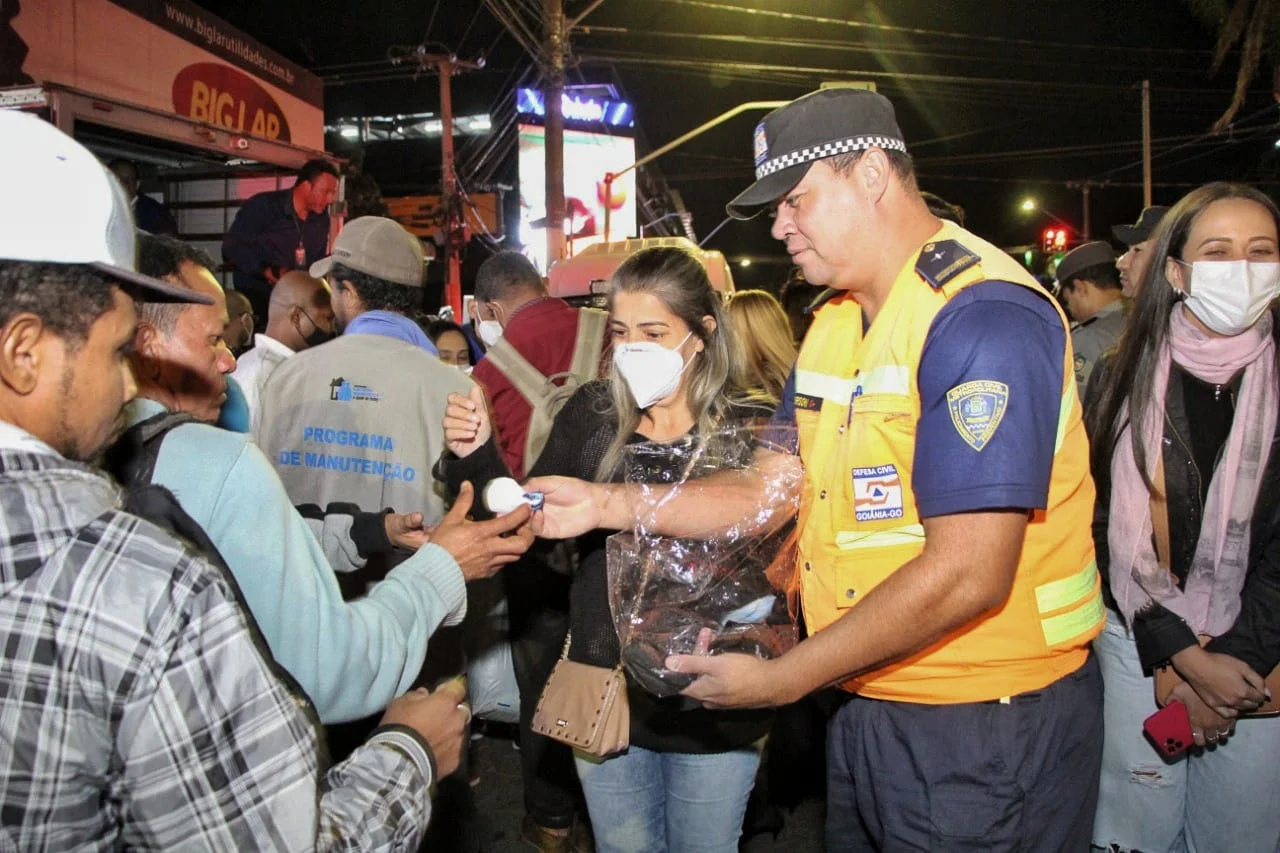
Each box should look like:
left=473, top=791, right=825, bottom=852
left=606, top=425, right=801, bottom=697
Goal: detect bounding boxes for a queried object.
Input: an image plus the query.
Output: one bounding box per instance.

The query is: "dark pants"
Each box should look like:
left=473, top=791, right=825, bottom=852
left=825, top=654, right=1103, bottom=852
left=505, top=554, right=582, bottom=829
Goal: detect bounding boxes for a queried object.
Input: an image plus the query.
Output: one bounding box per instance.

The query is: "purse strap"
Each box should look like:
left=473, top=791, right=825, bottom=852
left=556, top=631, right=624, bottom=673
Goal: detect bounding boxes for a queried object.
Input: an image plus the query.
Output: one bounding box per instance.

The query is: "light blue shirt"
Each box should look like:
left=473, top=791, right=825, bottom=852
left=345, top=310, right=437, bottom=355
left=123, top=397, right=467, bottom=723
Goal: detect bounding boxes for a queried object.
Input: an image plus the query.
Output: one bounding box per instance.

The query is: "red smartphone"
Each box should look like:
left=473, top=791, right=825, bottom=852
left=1144, top=700, right=1193, bottom=758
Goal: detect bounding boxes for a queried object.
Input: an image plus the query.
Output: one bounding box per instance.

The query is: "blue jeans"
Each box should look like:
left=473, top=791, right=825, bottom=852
left=1092, top=611, right=1280, bottom=853
left=574, top=744, right=761, bottom=853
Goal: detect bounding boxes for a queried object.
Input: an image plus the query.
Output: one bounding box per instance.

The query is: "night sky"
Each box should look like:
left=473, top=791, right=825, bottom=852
left=197, top=0, right=1280, bottom=290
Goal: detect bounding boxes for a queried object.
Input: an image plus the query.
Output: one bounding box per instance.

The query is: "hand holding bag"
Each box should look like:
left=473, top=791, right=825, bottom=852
left=531, top=633, right=630, bottom=756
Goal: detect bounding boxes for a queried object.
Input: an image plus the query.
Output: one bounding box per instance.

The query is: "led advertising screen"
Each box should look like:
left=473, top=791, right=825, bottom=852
left=518, top=122, right=637, bottom=273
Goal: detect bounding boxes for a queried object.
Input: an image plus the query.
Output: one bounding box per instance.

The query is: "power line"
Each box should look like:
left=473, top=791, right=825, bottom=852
left=579, top=50, right=1259, bottom=97
left=456, top=3, right=489, bottom=56
left=647, top=0, right=1216, bottom=56
left=579, top=26, right=1215, bottom=77
left=916, top=126, right=1280, bottom=167
left=1086, top=101, right=1280, bottom=180
left=421, top=0, right=441, bottom=46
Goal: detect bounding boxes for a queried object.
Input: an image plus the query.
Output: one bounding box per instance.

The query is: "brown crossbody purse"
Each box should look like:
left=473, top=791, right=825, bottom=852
left=1148, top=457, right=1280, bottom=715
left=531, top=632, right=630, bottom=756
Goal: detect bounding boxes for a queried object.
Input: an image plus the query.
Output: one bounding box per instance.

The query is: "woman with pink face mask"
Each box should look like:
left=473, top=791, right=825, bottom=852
left=439, top=247, right=775, bottom=853
left=1086, top=182, right=1280, bottom=853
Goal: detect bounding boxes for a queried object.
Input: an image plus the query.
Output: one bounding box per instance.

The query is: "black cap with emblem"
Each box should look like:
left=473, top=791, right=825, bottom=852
left=726, top=88, right=907, bottom=221
left=1112, top=206, right=1170, bottom=246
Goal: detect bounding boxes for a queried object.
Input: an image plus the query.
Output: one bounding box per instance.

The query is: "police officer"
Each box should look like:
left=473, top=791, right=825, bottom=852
left=1055, top=240, right=1125, bottom=397
left=526, top=88, right=1105, bottom=853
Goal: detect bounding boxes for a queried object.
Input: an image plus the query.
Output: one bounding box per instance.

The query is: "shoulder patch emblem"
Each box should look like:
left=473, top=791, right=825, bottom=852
left=946, top=380, right=1008, bottom=451
left=915, top=240, right=980, bottom=290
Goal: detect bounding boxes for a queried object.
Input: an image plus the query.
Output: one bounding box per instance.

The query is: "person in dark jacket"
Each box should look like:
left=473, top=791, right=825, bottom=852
left=440, top=247, right=775, bottom=853
left=1086, top=182, right=1280, bottom=853
left=221, top=159, right=338, bottom=326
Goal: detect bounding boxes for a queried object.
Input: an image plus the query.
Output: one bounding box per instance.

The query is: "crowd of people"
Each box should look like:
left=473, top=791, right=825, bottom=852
left=1, top=81, right=1279, bottom=853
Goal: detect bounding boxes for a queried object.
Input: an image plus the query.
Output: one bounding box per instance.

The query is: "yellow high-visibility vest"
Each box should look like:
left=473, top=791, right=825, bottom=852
left=796, top=220, right=1103, bottom=703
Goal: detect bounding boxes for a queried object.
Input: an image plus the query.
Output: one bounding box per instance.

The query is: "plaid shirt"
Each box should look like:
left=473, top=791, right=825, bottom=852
left=0, top=447, right=434, bottom=851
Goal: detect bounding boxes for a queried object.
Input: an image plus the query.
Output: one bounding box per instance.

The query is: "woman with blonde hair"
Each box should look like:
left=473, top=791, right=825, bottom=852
left=440, top=246, right=776, bottom=853
left=724, top=289, right=798, bottom=405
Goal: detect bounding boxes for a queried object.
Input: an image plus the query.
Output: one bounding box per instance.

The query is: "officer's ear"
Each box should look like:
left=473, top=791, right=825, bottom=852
left=858, top=148, right=892, bottom=204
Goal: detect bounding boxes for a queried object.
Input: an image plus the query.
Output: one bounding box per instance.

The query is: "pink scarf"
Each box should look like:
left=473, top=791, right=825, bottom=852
left=1109, top=305, right=1277, bottom=635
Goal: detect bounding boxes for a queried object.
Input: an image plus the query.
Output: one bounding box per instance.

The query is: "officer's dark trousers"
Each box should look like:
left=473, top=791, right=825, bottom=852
left=825, top=653, right=1103, bottom=852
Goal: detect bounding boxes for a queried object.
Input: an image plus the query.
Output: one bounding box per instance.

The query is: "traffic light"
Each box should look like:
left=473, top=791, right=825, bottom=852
left=1041, top=227, right=1068, bottom=254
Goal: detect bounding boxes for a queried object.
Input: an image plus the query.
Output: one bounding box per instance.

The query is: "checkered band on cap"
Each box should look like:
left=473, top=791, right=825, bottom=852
left=755, top=135, right=907, bottom=180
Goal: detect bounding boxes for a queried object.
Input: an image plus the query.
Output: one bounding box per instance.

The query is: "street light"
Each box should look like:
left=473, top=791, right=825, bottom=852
left=1018, top=197, right=1071, bottom=229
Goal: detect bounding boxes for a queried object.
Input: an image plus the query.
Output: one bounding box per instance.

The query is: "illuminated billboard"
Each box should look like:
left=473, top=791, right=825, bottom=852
left=518, top=122, right=637, bottom=273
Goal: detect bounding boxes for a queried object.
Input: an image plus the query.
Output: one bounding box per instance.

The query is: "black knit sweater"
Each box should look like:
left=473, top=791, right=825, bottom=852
left=436, top=379, right=775, bottom=753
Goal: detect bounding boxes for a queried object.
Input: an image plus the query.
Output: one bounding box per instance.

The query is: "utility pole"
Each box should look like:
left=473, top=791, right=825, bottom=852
left=543, top=0, right=567, bottom=267
left=1142, top=80, right=1152, bottom=208
left=417, top=51, right=484, bottom=319
left=1082, top=183, right=1091, bottom=240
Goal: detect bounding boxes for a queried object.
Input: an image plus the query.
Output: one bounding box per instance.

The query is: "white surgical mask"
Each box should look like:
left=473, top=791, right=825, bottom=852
left=1178, top=259, right=1280, bottom=336
left=477, top=319, right=503, bottom=348
left=613, top=332, right=695, bottom=410
left=458, top=364, right=474, bottom=376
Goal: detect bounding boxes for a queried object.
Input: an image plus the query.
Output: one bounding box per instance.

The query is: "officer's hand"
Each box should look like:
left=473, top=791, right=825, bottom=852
left=430, top=482, right=534, bottom=581
left=385, top=511, right=431, bottom=550
left=1172, top=646, right=1268, bottom=716
left=444, top=387, right=491, bottom=458
left=523, top=476, right=604, bottom=539
left=378, top=678, right=469, bottom=779
left=666, top=634, right=796, bottom=709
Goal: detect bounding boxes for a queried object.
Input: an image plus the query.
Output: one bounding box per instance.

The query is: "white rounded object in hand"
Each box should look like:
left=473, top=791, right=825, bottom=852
left=483, top=477, right=543, bottom=514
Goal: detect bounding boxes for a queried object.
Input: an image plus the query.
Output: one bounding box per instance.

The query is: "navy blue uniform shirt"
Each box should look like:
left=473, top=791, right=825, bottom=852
left=222, top=188, right=329, bottom=297
left=773, top=281, right=1065, bottom=517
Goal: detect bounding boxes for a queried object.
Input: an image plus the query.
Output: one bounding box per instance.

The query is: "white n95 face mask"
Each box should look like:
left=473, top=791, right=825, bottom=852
left=1180, top=260, right=1280, bottom=336
left=613, top=332, right=695, bottom=410
left=476, top=319, right=503, bottom=348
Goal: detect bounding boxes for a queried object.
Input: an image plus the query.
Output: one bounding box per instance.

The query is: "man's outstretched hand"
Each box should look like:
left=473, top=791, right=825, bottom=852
left=431, top=482, right=535, bottom=581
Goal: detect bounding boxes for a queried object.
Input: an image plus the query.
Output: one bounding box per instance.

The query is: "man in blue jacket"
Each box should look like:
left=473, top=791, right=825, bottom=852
left=108, top=233, right=536, bottom=723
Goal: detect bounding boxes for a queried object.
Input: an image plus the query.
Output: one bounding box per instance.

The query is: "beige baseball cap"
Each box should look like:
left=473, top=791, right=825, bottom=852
left=310, top=216, right=424, bottom=288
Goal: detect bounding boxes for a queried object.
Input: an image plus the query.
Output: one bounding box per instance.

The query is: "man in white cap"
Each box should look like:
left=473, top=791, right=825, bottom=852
left=0, top=109, right=468, bottom=849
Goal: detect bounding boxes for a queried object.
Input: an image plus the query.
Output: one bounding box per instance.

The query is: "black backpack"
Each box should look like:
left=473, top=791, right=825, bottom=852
left=102, top=412, right=321, bottom=727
